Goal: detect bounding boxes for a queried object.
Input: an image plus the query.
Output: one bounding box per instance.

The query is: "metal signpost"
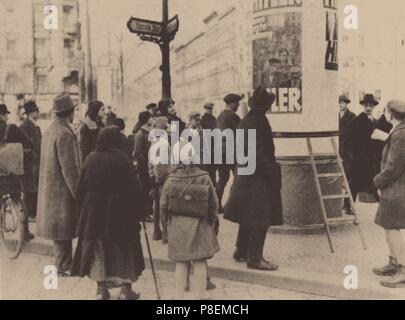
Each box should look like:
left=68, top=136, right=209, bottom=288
left=127, top=0, right=179, bottom=101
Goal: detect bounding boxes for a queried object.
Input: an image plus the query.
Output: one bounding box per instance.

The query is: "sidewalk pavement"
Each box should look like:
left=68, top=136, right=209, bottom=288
left=23, top=201, right=405, bottom=300
left=1, top=253, right=330, bottom=300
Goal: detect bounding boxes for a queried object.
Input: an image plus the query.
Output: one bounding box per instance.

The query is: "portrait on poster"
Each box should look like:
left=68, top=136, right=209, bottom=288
left=253, top=12, right=302, bottom=114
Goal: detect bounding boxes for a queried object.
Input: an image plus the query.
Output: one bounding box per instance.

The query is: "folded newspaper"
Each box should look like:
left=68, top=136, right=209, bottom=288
left=371, top=129, right=390, bottom=142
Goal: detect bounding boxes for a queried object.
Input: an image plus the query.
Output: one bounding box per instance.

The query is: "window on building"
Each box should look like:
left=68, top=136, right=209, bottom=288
left=375, top=90, right=382, bottom=102
left=36, top=74, right=48, bottom=93
left=359, top=35, right=365, bottom=50
left=34, top=4, right=45, bottom=29
left=34, top=38, right=47, bottom=60
left=64, top=38, right=75, bottom=59
left=5, top=3, right=14, bottom=13
left=6, top=39, right=16, bottom=57
left=63, top=5, right=75, bottom=29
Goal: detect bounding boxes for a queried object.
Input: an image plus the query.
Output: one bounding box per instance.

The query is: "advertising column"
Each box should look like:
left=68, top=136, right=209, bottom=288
left=252, top=0, right=342, bottom=231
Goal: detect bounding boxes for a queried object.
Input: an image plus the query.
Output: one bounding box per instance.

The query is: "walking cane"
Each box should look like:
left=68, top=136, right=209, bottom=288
left=142, top=221, right=161, bottom=300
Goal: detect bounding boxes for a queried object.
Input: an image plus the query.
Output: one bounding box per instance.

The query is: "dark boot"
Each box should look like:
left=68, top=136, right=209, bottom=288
left=96, top=282, right=110, bottom=300
left=233, top=249, right=247, bottom=263
left=153, top=230, right=162, bottom=241
left=119, top=283, right=140, bottom=300
left=373, top=256, right=400, bottom=277
left=247, top=258, right=279, bottom=271
left=380, top=266, right=405, bottom=288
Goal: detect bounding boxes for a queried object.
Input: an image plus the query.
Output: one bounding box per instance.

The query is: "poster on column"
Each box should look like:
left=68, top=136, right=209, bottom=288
left=253, top=2, right=302, bottom=114
left=324, top=0, right=338, bottom=71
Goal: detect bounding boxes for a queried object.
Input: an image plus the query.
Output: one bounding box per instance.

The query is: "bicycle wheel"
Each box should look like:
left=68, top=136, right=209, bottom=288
left=0, top=197, right=25, bottom=260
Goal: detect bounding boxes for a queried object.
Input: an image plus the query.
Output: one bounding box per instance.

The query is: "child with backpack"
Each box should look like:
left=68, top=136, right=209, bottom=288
left=160, top=141, right=219, bottom=300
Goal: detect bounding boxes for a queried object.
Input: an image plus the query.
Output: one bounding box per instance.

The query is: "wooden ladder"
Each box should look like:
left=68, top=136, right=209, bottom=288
left=306, top=137, right=368, bottom=253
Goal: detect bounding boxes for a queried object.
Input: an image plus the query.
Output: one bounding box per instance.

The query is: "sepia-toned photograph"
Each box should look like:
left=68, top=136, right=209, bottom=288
left=1, top=0, right=405, bottom=306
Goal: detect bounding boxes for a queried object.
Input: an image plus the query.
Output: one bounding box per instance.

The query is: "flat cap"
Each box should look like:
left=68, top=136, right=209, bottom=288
left=387, top=100, right=405, bottom=115
left=146, top=103, right=157, bottom=110
left=188, top=111, right=201, bottom=121
left=204, top=102, right=214, bottom=110
left=224, top=93, right=243, bottom=104
left=339, top=94, right=351, bottom=104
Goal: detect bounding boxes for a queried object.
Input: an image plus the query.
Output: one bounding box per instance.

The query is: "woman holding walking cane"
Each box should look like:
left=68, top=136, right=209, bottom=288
left=71, top=127, right=146, bottom=300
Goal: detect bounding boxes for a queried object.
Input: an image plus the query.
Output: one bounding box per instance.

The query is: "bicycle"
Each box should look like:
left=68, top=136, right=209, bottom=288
left=0, top=194, right=26, bottom=260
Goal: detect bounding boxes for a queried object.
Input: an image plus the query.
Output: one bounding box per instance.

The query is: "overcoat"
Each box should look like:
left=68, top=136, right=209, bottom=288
left=160, top=166, right=219, bottom=262
left=75, top=148, right=146, bottom=242
left=339, top=109, right=356, bottom=175
left=36, top=117, right=81, bottom=240
left=79, top=117, right=104, bottom=161
left=201, top=113, right=217, bottom=131
left=348, top=112, right=379, bottom=193
left=224, top=109, right=283, bottom=229
left=374, top=122, right=405, bottom=230
left=19, top=118, right=42, bottom=192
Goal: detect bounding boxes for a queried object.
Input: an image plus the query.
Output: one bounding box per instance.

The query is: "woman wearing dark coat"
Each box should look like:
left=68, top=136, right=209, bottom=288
left=224, top=87, right=283, bottom=271
left=71, top=127, right=146, bottom=300
left=80, top=101, right=106, bottom=161
left=372, top=100, right=405, bottom=288
left=133, top=112, right=154, bottom=217
left=111, top=118, right=133, bottom=159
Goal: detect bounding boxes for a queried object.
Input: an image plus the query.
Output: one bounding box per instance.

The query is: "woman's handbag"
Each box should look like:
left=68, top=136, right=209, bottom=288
left=0, top=125, right=24, bottom=177
left=167, top=177, right=210, bottom=219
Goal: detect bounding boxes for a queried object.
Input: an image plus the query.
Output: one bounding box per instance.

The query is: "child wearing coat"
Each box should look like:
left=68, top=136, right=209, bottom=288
left=160, top=141, right=219, bottom=300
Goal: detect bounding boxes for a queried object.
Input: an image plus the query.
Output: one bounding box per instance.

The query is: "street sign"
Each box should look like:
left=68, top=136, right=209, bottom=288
left=167, top=15, right=179, bottom=35
left=127, top=17, right=162, bottom=37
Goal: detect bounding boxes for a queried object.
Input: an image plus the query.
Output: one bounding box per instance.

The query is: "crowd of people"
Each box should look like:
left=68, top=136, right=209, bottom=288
left=1, top=86, right=405, bottom=299
left=339, top=94, right=405, bottom=288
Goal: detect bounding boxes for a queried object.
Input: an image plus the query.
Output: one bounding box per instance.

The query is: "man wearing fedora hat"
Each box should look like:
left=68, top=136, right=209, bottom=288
left=37, top=94, right=81, bottom=277
left=338, top=95, right=356, bottom=214
left=19, top=101, right=42, bottom=222
left=348, top=93, right=381, bottom=205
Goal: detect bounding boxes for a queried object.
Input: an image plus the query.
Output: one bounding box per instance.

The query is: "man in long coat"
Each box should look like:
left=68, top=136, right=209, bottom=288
left=216, top=94, right=243, bottom=213
left=338, top=95, right=356, bottom=214
left=348, top=94, right=380, bottom=202
left=37, top=94, right=81, bottom=276
left=224, top=87, right=283, bottom=271
left=19, top=101, right=42, bottom=221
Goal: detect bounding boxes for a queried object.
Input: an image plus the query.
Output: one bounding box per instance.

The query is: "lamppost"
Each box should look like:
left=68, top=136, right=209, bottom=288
left=127, top=0, right=179, bottom=102
left=161, top=0, right=171, bottom=101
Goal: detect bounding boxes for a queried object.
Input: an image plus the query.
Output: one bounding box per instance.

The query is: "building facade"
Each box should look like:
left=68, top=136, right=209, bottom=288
left=131, top=1, right=252, bottom=120
left=340, top=0, right=405, bottom=114
left=0, top=0, right=83, bottom=120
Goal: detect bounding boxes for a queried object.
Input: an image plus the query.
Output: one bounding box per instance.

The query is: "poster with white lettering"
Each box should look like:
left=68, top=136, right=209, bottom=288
left=325, top=10, right=339, bottom=71
left=253, top=12, right=302, bottom=114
